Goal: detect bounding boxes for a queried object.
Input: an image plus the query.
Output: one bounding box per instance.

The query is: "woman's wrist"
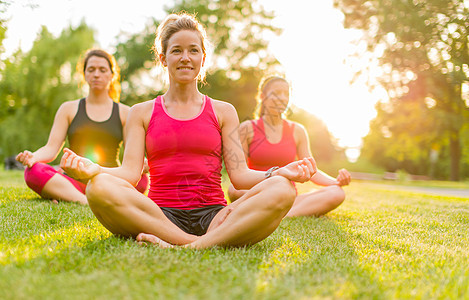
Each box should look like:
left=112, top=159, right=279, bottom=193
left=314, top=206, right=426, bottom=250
left=264, top=166, right=279, bottom=179
left=94, top=164, right=103, bottom=178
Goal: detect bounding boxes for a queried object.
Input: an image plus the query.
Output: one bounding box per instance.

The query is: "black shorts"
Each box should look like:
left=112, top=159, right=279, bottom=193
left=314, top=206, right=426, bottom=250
left=160, top=205, right=225, bottom=236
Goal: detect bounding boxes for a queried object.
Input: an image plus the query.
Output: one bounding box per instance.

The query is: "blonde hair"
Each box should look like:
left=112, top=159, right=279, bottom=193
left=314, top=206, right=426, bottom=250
left=153, top=12, right=210, bottom=83
left=77, top=49, right=121, bottom=102
left=254, top=75, right=290, bottom=118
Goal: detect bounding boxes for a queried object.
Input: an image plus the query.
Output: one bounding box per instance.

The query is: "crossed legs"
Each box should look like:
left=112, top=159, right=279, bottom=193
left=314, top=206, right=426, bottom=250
left=41, top=174, right=88, bottom=205
left=86, top=173, right=296, bottom=249
left=228, top=184, right=346, bottom=217
left=24, top=163, right=88, bottom=205
left=286, top=185, right=345, bottom=217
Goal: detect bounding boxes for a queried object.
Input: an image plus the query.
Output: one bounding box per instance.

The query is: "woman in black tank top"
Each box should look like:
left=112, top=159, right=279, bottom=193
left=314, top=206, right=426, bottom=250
left=16, top=49, right=148, bottom=204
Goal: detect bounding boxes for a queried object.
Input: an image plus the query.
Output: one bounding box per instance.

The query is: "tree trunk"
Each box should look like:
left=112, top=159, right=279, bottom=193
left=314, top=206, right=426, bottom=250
left=449, top=131, right=460, bottom=181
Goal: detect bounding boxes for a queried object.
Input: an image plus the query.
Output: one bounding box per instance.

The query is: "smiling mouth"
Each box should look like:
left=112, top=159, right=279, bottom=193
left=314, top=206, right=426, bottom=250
left=177, top=67, right=193, bottom=70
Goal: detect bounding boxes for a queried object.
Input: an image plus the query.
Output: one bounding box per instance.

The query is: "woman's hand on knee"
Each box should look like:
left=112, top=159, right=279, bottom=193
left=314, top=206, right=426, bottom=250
left=336, top=168, right=351, bottom=186
left=277, top=157, right=317, bottom=183
left=60, top=148, right=101, bottom=180
left=16, top=150, right=36, bottom=168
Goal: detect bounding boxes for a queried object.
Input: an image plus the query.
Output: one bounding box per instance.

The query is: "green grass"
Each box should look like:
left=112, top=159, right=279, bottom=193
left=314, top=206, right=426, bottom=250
left=1, top=170, right=468, bottom=299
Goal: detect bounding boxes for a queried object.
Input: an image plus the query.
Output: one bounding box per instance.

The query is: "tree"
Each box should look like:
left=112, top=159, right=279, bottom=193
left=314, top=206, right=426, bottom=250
left=334, top=0, right=469, bottom=180
left=113, top=19, right=161, bottom=106
left=361, top=82, right=441, bottom=176
left=0, top=22, right=95, bottom=161
left=0, top=1, right=8, bottom=56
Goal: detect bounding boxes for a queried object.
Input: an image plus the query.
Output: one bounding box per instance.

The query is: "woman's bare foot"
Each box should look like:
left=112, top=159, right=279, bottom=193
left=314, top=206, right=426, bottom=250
left=136, top=233, right=174, bottom=249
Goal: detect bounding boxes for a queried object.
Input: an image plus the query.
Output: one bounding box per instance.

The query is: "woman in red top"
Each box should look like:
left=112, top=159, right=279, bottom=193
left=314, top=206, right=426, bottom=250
left=60, top=13, right=317, bottom=249
left=228, top=76, right=351, bottom=217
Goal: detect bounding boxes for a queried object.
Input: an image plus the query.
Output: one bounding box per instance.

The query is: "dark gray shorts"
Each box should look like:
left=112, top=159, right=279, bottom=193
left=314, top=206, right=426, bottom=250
left=160, top=205, right=225, bottom=236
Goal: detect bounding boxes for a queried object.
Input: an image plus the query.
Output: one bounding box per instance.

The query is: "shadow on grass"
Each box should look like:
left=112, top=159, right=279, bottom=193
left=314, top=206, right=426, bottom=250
left=0, top=210, right=386, bottom=299
left=250, top=216, right=386, bottom=299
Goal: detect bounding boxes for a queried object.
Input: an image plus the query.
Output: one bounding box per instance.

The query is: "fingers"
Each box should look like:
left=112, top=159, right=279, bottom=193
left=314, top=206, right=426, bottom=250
left=60, top=149, right=81, bottom=172
left=16, top=151, right=34, bottom=167
left=337, top=168, right=351, bottom=186
left=63, top=147, right=76, bottom=155
left=297, top=157, right=316, bottom=180
left=293, top=161, right=310, bottom=183
left=60, top=150, right=72, bottom=170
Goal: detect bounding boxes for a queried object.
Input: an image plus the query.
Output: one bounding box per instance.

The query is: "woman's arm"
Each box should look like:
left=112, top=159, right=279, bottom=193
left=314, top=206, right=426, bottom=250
left=16, top=101, right=76, bottom=167
left=215, top=101, right=316, bottom=189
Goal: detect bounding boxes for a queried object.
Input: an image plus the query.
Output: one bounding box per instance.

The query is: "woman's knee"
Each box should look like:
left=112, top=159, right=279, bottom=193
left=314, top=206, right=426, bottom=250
left=265, top=176, right=296, bottom=210
left=328, top=185, right=346, bottom=206
left=24, top=163, right=56, bottom=195
left=86, top=173, right=115, bottom=205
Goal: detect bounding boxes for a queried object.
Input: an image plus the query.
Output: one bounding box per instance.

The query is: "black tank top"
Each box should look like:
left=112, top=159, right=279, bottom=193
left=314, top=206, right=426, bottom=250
left=67, top=98, right=123, bottom=167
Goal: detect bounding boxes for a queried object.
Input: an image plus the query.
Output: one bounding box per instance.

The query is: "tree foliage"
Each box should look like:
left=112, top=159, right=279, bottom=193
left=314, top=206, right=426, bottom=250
left=0, top=1, right=8, bottom=56
left=114, top=19, right=160, bottom=106
left=334, top=0, right=469, bottom=180
left=0, top=22, right=95, bottom=160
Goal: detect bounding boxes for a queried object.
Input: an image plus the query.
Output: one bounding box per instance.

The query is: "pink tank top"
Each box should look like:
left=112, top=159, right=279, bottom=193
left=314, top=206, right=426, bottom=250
left=145, top=95, right=226, bottom=209
left=247, top=118, right=297, bottom=171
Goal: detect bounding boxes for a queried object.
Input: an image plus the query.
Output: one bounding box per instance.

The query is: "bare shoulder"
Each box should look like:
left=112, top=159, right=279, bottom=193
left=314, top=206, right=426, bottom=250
left=289, top=120, right=307, bottom=133
left=117, top=102, right=131, bottom=113
left=239, top=119, right=254, bottom=132
left=56, top=99, right=81, bottom=118
left=59, top=98, right=80, bottom=110
left=211, top=98, right=237, bottom=114
left=117, top=102, right=131, bottom=124
left=210, top=99, right=239, bottom=125
left=131, top=99, right=154, bottom=112
left=289, top=120, right=309, bottom=144
left=238, top=118, right=255, bottom=144
left=129, top=99, right=155, bottom=124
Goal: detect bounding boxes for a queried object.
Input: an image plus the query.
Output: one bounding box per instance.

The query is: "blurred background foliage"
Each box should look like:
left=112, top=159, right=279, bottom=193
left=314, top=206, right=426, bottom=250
left=334, top=0, right=469, bottom=180
left=1, top=0, right=468, bottom=180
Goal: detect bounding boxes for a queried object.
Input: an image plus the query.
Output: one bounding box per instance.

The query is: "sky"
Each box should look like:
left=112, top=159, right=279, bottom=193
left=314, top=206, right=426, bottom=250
left=2, top=0, right=386, bottom=161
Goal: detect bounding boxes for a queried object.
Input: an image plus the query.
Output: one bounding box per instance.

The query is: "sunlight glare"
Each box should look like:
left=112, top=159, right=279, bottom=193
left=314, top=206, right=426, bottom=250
left=260, top=0, right=385, bottom=160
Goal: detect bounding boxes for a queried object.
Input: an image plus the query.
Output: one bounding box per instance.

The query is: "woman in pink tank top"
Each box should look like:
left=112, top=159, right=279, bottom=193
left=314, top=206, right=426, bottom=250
left=228, top=76, right=352, bottom=217
left=60, top=13, right=317, bottom=249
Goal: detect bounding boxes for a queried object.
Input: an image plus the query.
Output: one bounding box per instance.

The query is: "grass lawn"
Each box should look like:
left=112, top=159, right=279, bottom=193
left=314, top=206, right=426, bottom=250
left=1, top=169, right=468, bottom=299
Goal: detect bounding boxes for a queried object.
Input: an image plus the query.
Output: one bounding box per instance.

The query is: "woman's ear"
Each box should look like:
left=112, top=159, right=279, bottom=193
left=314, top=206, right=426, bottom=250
left=260, top=91, right=265, bottom=101
left=159, top=54, right=167, bottom=67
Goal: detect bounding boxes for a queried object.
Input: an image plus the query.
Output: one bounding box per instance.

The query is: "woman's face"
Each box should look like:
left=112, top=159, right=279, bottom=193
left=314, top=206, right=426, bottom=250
left=84, top=56, right=113, bottom=91
left=160, top=30, right=205, bottom=84
left=262, top=80, right=290, bottom=116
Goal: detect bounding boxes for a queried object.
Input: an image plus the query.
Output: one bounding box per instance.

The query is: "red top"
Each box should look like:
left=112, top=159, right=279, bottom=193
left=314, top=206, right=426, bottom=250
left=145, top=95, right=226, bottom=209
left=247, top=118, right=297, bottom=171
